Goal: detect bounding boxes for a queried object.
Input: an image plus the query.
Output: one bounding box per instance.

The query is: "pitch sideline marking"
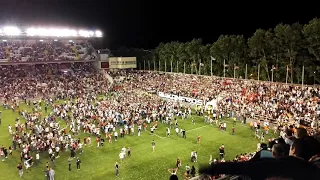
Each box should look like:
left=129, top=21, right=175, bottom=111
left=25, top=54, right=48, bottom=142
left=146, top=130, right=167, bottom=139
left=186, top=125, right=209, bottom=132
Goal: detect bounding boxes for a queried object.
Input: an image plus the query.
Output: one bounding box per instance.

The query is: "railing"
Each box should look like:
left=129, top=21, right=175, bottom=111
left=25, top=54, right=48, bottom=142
left=141, top=70, right=320, bottom=88
left=189, top=175, right=250, bottom=180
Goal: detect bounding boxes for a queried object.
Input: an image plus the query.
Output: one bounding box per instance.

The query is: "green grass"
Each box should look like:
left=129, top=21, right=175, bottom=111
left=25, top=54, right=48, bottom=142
left=0, top=102, right=274, bottom=180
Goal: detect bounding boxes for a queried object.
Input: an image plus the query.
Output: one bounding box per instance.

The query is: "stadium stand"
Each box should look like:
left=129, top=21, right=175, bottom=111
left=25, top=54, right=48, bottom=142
left=0, top=39, right=97, bottom=62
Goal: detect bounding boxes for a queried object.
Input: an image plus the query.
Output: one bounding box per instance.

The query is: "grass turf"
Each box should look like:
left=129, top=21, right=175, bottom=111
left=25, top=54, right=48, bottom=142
left=0, top=102, right=275, bottom=180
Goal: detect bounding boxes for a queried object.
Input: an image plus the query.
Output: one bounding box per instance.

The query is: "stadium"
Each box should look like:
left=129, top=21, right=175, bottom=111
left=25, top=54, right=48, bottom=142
left=1, top=15, right=320, bottom=180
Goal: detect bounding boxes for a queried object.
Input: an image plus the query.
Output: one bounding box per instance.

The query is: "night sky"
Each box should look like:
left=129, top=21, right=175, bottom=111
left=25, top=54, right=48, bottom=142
left=0, top=0, right=320, bottom=49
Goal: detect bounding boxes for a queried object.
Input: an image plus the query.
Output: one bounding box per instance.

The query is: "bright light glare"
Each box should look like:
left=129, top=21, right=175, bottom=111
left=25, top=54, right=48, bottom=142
left=26, top=28, right=37, bottom=36
left=70, top=30, right=77, bottom=36
left=27, top=28, right=79, bottom=37
left=2, top=40, right=7, bottom=42
left=95, top=30, right=102, bottom=37
left=79, top=30, right=90, bottom=37
left=3, top=26, right=21, bottom=36
left=2, top=27, right=102, bottom=37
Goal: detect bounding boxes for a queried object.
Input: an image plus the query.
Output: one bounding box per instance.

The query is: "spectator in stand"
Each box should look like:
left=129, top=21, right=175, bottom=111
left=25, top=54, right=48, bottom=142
left=0, top=40, right=97, bottom=62
left=199, top=137, right=320, bottom=180
left=272, top=144, right=286, bottom=158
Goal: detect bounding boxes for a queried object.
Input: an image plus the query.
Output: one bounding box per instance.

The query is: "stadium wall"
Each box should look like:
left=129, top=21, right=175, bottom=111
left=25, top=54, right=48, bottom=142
left=97, top=57, right=136, bottom=71
left=109, top=57, right=136, bottom=69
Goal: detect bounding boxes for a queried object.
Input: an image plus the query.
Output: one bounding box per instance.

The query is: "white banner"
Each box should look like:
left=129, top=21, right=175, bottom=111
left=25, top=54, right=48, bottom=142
left=158, top=92, right=203, bottom=105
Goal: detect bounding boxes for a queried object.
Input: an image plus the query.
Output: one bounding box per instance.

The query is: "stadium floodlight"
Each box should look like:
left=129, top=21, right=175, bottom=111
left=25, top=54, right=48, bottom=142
left=79, top=30, right=91, bottom=37
left=69, top=40, right=73, bottom=42
left=2, top=40, right=7, bottom=42
left=70, top=30, right=77, bottom=36
left=54, top=39, right=58, bottom=42
left=26, top=28, right=37, bottom=36
left=3, top=26, right=21, bottom=36
left=95, top=30, right=102, bottom=37
left=89, top=31, right=94, bottom=36
left=38, top=28, right=49, bottom=36
left=39, top=40, right=43, bottom=42
left=60, top=29, right=71, bottom=37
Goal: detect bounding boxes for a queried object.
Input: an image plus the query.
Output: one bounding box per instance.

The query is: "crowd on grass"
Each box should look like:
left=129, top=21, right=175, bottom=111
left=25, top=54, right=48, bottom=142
left=113, top=71, right=320, bottom=129
left=0, top=65, right=320, bottom=179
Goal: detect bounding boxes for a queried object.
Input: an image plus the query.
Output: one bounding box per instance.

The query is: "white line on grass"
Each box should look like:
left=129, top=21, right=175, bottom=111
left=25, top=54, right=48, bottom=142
left=186, top=125, right=208, bottom=132
left=146, top=130, right=167, bottom=139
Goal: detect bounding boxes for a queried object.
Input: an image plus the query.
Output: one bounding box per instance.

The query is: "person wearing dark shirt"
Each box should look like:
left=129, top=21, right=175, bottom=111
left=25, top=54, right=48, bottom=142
left=17, top=163, right=23, bottom=177
left=76, top=157, right=81, bottom=170
left=190, top=165, right=196, bottom=177
left=182, top=129, right=186, bottom=138
left=199, top=155, right=320, bottom=180
left=115, top=162, right=119, bottom=176
left=68, top=158, right=72, bottom=171
left=251, top=143, right=273, bottom=161
left=219, top=145, right=225, bottom=159
left=200, top=137, right=320, bottom=180
left=71, top=148, right=75, bottom=158
left=127, top=147, right=131, bottom=157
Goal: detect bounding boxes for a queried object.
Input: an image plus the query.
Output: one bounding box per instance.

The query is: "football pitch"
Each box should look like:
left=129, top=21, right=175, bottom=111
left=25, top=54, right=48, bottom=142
left=0, top=102, right=272, bottom=180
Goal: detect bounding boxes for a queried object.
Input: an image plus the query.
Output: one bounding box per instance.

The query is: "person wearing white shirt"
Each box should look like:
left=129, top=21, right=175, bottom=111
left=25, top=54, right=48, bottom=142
left=121, top=147, right=126, bottom=154
left=55, top=146, right=60, bottom=158
left=48, top=148, right=53, bottom=156
left=36, top=152, right=40, bottom=165
left=78, top=143, right=83, bottom=154
left=119, top=152, right=125, bottom=162
left=175, top=127, right=179, bottom=136
left=114, top=132, right=118, bottom=141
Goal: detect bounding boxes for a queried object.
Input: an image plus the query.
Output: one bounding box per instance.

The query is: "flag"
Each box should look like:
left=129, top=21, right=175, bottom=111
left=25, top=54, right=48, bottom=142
left=234, top=65, right=239, bottom=70
left=210, top=56, right=216, bottom=61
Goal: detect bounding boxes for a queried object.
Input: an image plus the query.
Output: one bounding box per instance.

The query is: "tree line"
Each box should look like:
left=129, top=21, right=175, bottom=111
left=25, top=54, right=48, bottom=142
left=135, top=17, right=320, bottom=85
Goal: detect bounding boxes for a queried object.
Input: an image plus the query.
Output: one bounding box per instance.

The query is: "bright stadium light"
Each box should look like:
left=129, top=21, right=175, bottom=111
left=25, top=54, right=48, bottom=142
left=69, top=40, right=73, bottom=42
left=95, top=30, right=102, bottom=37
left=89, top=31, right=94, bottom=36
left=54, top=39, right=58, bottom=41
left=79, top=30, right=91, bottom=37
left=26, top=28, right=37, bottom=36
left=3, top=26, right=21, bottom=36
left=70, top=30, right=77, bottom=36
left=2, top=40, right=7, bottom=42
left=39, top=40, right=43, bottom=42
left=60, top=29, right=70, bottom=37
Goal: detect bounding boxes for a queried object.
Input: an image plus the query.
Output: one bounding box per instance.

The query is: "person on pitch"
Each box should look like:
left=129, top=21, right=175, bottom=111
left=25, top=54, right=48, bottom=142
left=219, top=144, right=225, bottom=159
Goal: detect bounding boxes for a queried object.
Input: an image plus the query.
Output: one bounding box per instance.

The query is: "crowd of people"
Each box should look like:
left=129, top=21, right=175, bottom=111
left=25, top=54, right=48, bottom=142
left=0, top=40, right=97, bottom=62
left=112, top=71, right=320, bottom=130
left=0, top=62, right=105, bottom=101
left=1, top=65, right=320, bottom=179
